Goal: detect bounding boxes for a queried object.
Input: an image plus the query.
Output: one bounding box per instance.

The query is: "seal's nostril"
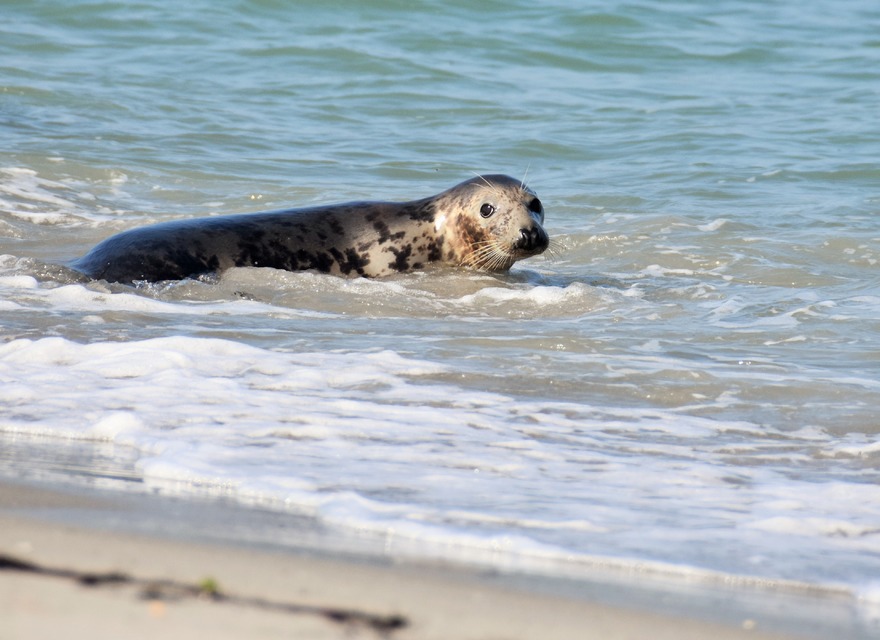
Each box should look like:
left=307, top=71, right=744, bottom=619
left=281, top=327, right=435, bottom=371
left=520, top=227, right=539, bottom=249
left=518, top=226, right=548, bottom=252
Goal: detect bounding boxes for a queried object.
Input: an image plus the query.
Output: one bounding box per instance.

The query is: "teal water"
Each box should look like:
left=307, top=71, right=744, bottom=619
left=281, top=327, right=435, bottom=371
left=5, top=1, right=876, bottom=214
left=2, top=0, right=880, bottom=630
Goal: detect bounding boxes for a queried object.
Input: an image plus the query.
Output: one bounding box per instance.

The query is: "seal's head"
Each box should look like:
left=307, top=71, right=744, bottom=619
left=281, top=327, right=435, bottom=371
left=437, top=174, right=549, bottom=272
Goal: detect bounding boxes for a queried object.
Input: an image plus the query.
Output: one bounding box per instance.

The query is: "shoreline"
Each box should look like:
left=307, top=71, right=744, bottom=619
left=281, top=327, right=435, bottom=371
left=0, top=477, right=855, bottom=640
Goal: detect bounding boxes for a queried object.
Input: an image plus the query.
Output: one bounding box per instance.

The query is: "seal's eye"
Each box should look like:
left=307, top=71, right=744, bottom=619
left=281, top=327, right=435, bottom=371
left=528, top=198, right=543, bottom=214
left=480, top=203, right=496, bottom=218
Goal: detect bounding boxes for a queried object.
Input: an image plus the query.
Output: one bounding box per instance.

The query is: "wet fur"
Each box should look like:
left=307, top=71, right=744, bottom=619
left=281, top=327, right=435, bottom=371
left=69, top=174, right=548, bottom=284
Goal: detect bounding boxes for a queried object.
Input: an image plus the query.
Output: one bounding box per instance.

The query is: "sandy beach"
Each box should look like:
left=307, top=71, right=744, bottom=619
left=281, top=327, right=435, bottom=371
left=0, top=479, right=826, bottom=640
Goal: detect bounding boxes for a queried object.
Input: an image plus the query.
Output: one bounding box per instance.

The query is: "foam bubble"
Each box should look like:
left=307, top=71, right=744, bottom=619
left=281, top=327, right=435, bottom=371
left=87, top=412, right=148, bottom=438
left=0, top=275, right=39, bottom=289
left=458, top=282, right=592, bottom=305
left=698, top=218, right=729, bottom=232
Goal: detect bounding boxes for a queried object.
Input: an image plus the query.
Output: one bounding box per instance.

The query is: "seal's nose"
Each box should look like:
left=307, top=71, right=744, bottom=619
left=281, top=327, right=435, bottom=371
left=517, top=226, right=549, bottom=252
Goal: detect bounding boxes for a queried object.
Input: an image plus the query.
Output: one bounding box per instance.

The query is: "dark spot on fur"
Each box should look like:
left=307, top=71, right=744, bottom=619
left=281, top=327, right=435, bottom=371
left=328, top=247, right=371, bottom=275
left=312, top=252, right=335, bottom=273
left=397, top=199, right=435, bottom=222
left=452, top=215, right=484, bottom=263
left=373, top=220, right=392, bottom=243
left=328, top=217, right=345, bottom=236
left=344, top=248, right=370, bottom=275
left=388, top=245, right=412, bottom=272
left=295, top=249, right=336, bottom=273
left=328, top=247, right=344, bottom=266
left=427, top=236, right=444, bottom=262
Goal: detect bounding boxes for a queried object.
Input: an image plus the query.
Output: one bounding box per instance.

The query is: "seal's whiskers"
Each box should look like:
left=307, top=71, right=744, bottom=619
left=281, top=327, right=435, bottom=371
left=542, top=237, right=565, bottom=261
left=471, top=172, right=502, bottom=198
left=467, top=240, right=514, bottom=271
left=519, top=164, right=531, bottom=191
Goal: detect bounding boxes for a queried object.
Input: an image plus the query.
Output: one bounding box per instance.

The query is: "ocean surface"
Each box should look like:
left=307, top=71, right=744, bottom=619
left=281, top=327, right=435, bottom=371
left=1, top=0, right=879, bottom=627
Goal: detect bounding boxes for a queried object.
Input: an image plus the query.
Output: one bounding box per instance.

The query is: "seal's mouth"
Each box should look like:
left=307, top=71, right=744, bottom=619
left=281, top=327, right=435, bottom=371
left=513, top=225, right=549, bottom=256
left=465, top=224, right=549, bottom=271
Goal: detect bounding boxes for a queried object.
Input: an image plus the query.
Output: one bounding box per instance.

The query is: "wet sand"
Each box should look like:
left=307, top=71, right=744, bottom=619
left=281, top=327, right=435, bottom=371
left=0, top=479, right=821, bottom=640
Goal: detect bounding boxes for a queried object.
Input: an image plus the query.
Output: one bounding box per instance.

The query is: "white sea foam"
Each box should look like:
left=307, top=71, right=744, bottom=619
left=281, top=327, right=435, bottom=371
left=456, top=282, right=593, bottom=306
left=0, top=274, right=318, bottom=319
left=0, top=167, right=126, bottom=225
left=0, top=274, right=40, bottom=289
left=2, top=332, right=879, bottom=594
left=697, top=218, right=729, bottom=232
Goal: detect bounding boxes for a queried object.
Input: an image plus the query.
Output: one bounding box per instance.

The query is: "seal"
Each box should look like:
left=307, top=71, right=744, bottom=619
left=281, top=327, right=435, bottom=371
left=68, top=174, right=549, bottom=283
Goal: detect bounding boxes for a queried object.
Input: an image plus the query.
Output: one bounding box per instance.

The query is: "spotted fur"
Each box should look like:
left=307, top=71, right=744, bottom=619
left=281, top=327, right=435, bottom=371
left=68, top=174, right=548, bottom=283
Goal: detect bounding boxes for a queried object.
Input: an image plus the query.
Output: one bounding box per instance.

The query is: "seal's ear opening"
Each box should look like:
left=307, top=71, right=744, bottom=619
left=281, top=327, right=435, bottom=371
left=528, top=198, right=544, bottom=221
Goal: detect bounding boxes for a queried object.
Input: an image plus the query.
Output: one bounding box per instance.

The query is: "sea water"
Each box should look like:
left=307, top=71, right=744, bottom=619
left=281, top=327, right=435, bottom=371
left=1, top=0, right=879, bottom=622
